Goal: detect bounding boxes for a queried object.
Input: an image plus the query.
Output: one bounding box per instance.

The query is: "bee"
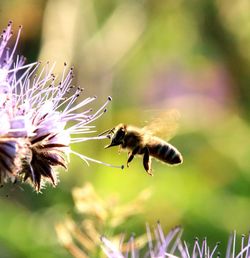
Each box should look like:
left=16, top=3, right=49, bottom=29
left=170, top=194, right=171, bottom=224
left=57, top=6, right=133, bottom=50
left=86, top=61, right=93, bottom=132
left=100, top=118, right=183, bottom=175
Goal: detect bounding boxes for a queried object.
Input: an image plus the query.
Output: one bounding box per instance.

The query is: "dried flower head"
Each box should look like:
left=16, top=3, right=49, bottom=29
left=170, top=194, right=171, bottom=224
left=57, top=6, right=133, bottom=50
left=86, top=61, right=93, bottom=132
left=56, top=182, right=151, bottom=257
left=0, top=22, right=121, bottom=191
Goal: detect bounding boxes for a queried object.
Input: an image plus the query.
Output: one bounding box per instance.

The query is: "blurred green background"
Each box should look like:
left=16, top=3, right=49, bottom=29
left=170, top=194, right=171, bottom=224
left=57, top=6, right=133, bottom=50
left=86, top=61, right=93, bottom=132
left=1, top=0, right=250, bottom=257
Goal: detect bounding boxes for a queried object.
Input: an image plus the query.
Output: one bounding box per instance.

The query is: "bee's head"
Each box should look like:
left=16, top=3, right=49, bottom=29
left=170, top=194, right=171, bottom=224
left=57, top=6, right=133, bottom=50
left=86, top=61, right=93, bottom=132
left=105, top=124, right=126, bottom=148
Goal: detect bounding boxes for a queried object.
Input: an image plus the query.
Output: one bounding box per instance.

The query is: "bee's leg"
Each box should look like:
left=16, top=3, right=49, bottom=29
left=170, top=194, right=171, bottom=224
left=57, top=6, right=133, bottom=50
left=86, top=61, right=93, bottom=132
left=127, top=146, right=139, bottom=167
left=143, top=147, right=152, bottom=176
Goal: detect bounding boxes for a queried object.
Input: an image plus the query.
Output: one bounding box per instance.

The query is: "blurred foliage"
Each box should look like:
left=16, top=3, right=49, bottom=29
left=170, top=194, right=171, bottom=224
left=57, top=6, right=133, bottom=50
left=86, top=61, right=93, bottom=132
left=0, top=0, right=250, bottom=257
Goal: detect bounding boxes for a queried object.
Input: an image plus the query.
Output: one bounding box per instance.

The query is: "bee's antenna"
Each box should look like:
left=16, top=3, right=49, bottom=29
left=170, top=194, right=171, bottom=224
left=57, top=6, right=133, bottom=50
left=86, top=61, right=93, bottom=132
left=98, top=128, right=115, bottom=137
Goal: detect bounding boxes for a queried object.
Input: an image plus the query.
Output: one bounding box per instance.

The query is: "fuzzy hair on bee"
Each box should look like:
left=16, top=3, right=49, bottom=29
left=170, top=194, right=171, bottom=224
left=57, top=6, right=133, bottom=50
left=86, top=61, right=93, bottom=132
left=101, top=122, right=183, bottom=175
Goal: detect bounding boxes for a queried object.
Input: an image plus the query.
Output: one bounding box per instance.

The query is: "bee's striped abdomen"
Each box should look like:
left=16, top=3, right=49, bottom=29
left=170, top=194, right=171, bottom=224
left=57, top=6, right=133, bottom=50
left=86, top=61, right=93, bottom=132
left=149, top=141, right=183, bottom=165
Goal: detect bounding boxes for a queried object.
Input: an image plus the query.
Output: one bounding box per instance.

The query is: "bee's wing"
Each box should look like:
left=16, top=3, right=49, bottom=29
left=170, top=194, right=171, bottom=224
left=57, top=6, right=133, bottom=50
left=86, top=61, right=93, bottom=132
left=142, top=109, right=181, bottom=141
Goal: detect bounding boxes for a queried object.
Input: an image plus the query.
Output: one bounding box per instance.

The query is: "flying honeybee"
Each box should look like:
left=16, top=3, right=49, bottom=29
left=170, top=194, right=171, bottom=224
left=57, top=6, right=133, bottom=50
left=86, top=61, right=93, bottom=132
left=100, top=110, right=183, bottom=175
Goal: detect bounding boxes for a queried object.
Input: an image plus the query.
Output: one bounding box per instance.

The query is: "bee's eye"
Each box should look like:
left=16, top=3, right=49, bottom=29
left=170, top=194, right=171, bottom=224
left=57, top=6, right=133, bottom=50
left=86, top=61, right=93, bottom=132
left=116, top=128, right=125, bottom=140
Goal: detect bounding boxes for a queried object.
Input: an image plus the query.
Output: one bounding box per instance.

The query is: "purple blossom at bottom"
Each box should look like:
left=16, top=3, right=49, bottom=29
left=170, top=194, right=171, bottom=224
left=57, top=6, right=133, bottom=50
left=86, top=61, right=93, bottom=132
left=0, top=22, right=121, bottom=192
left=101, top=223, right=250, bottom=258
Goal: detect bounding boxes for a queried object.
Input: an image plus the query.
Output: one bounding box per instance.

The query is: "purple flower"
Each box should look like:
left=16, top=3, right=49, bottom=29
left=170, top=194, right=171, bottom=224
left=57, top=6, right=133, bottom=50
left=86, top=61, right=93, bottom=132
left=0, top=22, right=120, bottom=191
left=177, top=231, right=250, bottom=258
left=101, top=223, right=250, bottom=258
left=101, top=222, right=182, bottom=258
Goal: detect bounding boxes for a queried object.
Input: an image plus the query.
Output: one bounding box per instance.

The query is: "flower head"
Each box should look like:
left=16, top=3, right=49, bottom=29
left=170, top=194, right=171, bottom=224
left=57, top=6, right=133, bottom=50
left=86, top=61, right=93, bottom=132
left=101, top=225, right=250, bottom=258
left=101, top=222, right=182, bottom=258
left=0, top=22, right=121, bottom=192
